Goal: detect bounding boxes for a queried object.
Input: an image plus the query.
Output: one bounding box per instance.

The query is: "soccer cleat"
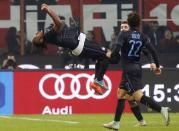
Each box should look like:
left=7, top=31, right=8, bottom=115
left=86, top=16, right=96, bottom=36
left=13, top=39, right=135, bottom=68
left=94, top=79, right=109, bottom=90
left=135, top=120, right=147, bottom=127
left=90, top=82, right=103, bottom=95
left=103, top=121, right=119, bottom=130
left=161, top=107, right=170, bottom=126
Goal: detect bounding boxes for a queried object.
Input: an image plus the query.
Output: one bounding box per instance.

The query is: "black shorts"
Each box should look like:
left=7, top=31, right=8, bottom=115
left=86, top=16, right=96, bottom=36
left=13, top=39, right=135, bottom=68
left=79, top=39, right=107, bottom=60
left=120, top=63, right=143, bottom=94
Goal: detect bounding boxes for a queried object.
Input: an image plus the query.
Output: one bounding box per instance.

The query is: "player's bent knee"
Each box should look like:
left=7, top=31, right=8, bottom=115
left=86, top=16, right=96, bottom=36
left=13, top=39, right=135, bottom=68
left=127, top=95, right=135, bottom=101
left=117, top=88, right=127, bottom=99
left=128, top=100, right=138, bottom=107
left=133, top=89, right=143, bottom=102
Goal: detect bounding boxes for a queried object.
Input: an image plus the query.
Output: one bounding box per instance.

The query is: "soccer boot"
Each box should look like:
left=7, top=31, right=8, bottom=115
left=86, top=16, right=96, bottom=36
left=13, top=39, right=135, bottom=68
left=135, top=120, right=147, bottom=126
left=94, top=79, right=109, bottom=90
left=103, top=121, right=119, bottom=130
left=90, top=82, right=103, bottom=95
left=161, top=107, right=170, bottom=126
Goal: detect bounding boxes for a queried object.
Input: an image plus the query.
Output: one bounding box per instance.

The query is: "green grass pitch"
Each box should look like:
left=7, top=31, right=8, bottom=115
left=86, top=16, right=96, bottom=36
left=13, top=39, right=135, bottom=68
left=0, top=113, right=178, bottom=131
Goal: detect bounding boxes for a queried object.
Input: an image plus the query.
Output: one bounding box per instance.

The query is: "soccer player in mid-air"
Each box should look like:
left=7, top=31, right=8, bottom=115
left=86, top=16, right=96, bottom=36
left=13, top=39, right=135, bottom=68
left=33, top=3, right=120, bottom=94
left=102, top=12, right=170, bottom=130
left=33, top=4, right=108, bottom=58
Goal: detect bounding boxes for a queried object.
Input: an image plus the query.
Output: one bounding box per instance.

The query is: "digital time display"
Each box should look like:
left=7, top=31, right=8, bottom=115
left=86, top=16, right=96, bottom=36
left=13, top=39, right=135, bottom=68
left=142, top=84, right=179, bottom=103
left=142, top=69, right=179, bottom=112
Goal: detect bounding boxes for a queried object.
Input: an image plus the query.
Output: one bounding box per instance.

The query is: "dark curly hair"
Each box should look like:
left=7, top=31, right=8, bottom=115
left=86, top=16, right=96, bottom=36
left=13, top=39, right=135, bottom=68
left=32, top=39, right=47, bottom=49
left=127, top=12, right=140, bottom=29
left=32, top=32, right=47, bottom=49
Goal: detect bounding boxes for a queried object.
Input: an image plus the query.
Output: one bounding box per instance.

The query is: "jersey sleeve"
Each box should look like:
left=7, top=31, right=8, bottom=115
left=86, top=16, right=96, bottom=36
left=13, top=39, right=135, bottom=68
left=111, top=32, right=125, bottom=57
left=142, top=47, right=154, bottom=63
left=144, top=36, right=160, bottom=67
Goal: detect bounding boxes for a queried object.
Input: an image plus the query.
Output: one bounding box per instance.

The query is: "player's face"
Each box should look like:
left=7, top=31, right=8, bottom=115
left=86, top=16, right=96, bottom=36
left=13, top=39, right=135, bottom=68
left=33, top=31, right=44, bottom=44
left=120, top=23, right=129, bottom=32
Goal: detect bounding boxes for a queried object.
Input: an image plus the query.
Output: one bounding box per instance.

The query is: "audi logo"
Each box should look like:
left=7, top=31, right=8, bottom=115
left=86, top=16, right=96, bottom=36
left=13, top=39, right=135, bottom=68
left=39, top=73, right=112, bottom=100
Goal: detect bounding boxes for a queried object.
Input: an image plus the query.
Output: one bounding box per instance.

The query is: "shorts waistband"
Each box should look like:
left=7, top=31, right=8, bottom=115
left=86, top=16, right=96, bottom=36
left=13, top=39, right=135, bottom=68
left=72, top=33, right=86, bottom=56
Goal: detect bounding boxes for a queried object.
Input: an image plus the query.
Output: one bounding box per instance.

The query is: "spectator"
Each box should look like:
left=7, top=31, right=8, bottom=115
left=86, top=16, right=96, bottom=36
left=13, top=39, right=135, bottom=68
left=143, top=21, right=165, bottom=50
left=16, top=31, right=34, bottom=55
left=1, top=53, right=17, bottom=69
left=159, top=29, right=178, bottom=53
left=5, top=27, right=19, bottom=55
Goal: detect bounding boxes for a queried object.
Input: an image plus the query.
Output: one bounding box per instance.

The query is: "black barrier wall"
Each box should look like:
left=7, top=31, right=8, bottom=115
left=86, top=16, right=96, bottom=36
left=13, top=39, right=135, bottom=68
left=0, top=54, right=178, bottom=69
left=141, top=69, right=179, bottom=112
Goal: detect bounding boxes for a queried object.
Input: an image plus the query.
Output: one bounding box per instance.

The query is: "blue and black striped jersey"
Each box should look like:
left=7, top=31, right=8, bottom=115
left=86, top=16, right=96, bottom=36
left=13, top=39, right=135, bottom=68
left=113, top=30, right=159, bottom=67
left=43, top=24, right=80, bottom=50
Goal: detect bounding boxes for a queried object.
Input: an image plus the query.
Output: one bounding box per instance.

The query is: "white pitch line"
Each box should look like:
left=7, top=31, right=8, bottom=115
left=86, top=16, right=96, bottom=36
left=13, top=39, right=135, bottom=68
left=0, top=116, right=80, bottom=124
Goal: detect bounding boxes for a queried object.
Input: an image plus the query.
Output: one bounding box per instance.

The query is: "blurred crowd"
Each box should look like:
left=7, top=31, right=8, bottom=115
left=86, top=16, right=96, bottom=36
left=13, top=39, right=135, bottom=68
left=143, top=21, right=179, bottom=53
left=2, top=17, right=179, bottom=69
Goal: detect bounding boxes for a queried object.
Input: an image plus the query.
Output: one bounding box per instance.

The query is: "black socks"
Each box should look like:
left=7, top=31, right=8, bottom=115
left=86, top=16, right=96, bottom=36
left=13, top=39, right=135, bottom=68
left=129, top=101, right=143, bottom=121
left=114, top=99, right=125, bottom=121
left=95, top=59, right=109, bottom=81
left=140, top=95, right=161, bottom=112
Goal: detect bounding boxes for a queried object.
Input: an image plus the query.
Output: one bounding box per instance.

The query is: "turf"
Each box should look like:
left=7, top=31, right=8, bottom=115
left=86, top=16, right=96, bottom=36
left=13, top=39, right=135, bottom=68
left=0, top=113, right=178, bottom=131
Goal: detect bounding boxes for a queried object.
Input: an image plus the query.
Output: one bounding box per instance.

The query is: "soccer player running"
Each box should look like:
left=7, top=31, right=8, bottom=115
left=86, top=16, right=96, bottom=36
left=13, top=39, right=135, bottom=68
left=103, top=12, right=170, bottom=130
left=93, top=21, right=156, bottom=126
left=91, top=21, right=156, bottom=94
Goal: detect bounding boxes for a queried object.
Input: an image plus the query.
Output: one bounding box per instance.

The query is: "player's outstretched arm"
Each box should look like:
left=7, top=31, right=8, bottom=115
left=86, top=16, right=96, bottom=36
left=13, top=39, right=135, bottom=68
left=41, top=3, right=62, bottom=31
left=106, top=50, right=112, bottom=58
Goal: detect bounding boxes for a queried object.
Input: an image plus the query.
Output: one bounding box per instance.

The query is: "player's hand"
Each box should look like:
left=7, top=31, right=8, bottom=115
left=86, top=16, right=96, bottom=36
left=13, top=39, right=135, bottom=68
left=150, top=63, right=156, bottom=71
left=154, top=67, right=162, bottom=75
left=106, top=50, right=112, bottom=58
left=41, top=3, right=49, bottom=12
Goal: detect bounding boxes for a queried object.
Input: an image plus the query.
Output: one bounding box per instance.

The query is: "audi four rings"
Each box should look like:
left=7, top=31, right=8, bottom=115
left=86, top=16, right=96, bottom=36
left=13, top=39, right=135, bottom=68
left=39, top=73, right=112, bottom=100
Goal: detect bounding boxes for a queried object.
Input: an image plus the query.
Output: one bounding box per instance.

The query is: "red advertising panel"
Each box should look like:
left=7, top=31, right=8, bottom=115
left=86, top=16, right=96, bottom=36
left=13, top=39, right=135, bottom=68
left=14, top=70, right=130, bottom=114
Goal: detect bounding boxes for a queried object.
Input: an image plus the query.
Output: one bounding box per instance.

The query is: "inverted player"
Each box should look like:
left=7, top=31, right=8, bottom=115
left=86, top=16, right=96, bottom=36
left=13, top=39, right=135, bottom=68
left=33, top=3, right=121, bottom=94
left=32, top=4, right=118, bottom=72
